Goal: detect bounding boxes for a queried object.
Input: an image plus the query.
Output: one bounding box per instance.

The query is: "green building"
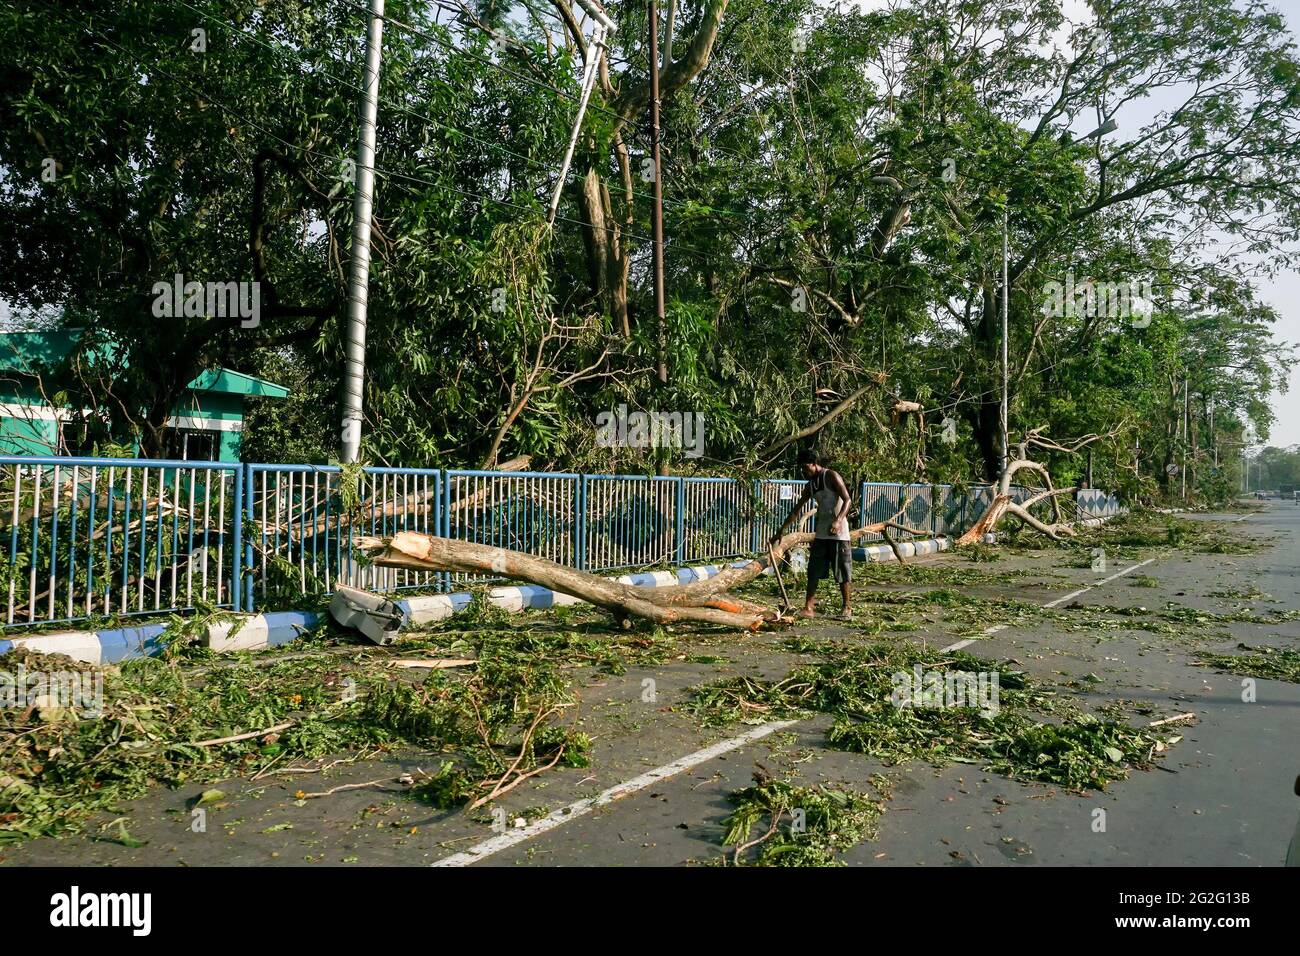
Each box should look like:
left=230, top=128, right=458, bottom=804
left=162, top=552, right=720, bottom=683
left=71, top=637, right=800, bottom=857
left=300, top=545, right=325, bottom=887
left=0, top=329, right=288, bottom=461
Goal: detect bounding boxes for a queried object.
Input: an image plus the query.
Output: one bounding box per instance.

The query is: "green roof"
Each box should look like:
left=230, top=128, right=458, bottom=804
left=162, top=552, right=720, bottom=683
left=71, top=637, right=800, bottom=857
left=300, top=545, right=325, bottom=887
left=0, top=329, right=85, bottom=374
left=0, top=329, right=288, bottom=399
left=187, top=368, right=289, bottom=399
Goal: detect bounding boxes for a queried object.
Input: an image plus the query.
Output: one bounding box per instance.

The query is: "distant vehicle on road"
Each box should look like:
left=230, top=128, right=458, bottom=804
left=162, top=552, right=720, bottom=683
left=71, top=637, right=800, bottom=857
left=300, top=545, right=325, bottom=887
left=1280, top=484, right=1296, bottom=501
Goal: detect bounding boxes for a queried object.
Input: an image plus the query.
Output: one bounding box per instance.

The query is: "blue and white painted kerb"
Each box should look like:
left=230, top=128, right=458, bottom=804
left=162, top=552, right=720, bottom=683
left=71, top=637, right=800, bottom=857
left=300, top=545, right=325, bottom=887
left=853, top=538, right=951, bottom=561
left=204, top=610, right=326, bottom=653
left=0, top=611, right=326, bottom=663
left=0, top=623, right=171, bottom=665
left=0, top=533, right=961, bottom=663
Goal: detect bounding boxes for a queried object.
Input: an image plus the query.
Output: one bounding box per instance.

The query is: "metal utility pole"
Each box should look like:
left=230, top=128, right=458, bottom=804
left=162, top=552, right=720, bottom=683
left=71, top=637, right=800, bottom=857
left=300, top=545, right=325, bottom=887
left=341, top=0, right=385, bottom=464
left=1000, top=207, right=1009, bottom=472
left=547, top=2, right=615, bottom=224
left=648, top=0, right=670, bottom=477
left=649, top=0, right=667, bottom=389
left=1181, top=374, right=1189, bottom=500
left=1210, top=397, right=1217, bottom=467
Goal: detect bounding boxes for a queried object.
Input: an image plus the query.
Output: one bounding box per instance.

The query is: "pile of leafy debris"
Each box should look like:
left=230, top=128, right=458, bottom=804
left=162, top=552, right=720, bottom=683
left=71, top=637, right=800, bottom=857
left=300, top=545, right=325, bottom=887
left=852, top=561, right=1049, bottom=589
left=0, top=613, right=668, bottom=842
left=998, top=511, right=1264, bottom=564
left=1090, top=512, right=1265, bottom=556
left=688, top=640, right=1174, bottom=792
left=1040, top=600, right=1299, bottom=651
left=849, top=589, right=1043, bottom=638
left=717, top=773, right=886, bottom=867
left=740, top=583, right=1047, bottom=642
left=1194, top=644, right=1300, bottom=683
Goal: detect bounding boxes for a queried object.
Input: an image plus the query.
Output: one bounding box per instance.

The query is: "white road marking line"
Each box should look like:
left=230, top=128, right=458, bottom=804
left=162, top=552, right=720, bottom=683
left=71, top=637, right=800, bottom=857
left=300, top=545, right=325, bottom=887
left=430, top=719, right=801, bottom=867
left=941, top=558, right=1157, bottom=652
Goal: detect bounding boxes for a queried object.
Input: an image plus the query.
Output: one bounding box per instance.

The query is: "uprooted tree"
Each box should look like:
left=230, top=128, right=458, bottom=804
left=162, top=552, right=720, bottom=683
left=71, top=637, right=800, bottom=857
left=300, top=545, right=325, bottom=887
left=954, top=426, right=1117, bottom=546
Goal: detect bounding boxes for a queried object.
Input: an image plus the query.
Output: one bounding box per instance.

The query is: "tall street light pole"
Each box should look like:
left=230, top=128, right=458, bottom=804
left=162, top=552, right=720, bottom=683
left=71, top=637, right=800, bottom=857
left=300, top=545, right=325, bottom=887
left=1001, top=206, right=1009, bottom=473
left=341, top=0, right=385, bottom=464
left=649, top=0, right=666, bottom=388
left=649, top=0, right=670, bottom=476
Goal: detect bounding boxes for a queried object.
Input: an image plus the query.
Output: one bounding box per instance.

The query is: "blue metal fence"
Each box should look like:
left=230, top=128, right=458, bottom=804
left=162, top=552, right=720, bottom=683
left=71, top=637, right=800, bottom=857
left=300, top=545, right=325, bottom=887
left=446, top=469, right=577, bottom=583
left=583, top=474, right=677, bottom=572
left=247, top=464, right=443, bottom=599
left=0, top=456, right=1126, bottom=628
left=754, top=479, right=814, bottom=549
left=681, top=478, right=750, bottom=565
left=1, top=456, right=242, bottom=627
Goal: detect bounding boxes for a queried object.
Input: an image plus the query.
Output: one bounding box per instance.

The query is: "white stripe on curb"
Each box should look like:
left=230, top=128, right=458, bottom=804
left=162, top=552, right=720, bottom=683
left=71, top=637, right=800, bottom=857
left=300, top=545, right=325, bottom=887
left=207, top=616, right=271, bottom=653
left=430, top=719, right=800, bottom=867
left=4, top=630, right=103, bottom=664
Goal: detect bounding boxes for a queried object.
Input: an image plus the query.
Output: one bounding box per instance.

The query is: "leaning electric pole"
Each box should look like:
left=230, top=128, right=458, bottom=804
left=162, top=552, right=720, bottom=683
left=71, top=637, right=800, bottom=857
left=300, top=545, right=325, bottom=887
left=341, top=0, right=385, bottom=464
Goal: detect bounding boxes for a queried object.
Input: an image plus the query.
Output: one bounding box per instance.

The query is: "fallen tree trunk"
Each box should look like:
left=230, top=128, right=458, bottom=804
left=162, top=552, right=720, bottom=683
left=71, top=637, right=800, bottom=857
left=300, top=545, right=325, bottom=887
left=355, top=504, right=916, bottom=631
left=356, top=531, right=774, bottom=630
left=955, top=493, right=1011, bottom=547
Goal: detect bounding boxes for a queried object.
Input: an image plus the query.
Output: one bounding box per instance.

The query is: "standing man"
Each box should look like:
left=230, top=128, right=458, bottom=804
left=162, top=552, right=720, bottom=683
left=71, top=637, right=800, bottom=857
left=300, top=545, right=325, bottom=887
left=770, top=448, right=854, bottom=620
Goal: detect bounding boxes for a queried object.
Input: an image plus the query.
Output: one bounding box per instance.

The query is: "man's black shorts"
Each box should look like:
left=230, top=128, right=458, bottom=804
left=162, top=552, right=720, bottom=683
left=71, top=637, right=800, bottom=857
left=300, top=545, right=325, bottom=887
left=808, top=538, right=852, bottom=585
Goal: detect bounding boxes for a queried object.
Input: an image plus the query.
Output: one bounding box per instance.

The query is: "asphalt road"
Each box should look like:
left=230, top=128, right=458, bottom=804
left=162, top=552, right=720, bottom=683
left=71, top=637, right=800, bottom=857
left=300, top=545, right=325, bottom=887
left=468, top=502, right=1300, bottom=867
left=4, top=502, right=1297, bottom=867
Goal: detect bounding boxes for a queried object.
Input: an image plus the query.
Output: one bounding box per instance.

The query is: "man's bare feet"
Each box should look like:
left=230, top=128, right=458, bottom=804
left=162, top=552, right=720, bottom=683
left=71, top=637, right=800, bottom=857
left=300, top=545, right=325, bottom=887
left=837, top=608, right=853, bottom=621
left=797, top=608, right=816, bottom=619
